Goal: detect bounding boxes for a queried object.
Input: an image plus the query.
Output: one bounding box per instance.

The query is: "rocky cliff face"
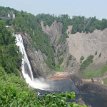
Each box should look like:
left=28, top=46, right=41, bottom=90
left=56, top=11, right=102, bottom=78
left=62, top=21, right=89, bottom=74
left=21, top=21, right=107, bottom=78
left=22, top=33, right=51, bottom=78
left=41, top=21, right=79, bottom=73
left=67, top=29, right=107, bottom=70
left=20, top=21, right=80, bottom=78
left=67, top=28, right=107, bottom=70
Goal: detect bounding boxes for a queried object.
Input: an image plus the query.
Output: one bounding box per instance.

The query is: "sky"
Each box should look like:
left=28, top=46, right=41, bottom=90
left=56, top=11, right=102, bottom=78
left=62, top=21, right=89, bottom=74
left=0, top=0, right=107, bottom=19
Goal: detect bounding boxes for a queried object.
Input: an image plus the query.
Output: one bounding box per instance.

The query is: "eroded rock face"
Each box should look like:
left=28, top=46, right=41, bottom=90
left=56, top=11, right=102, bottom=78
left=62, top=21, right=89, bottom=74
left=21, top=21, right=80, bottom=78
left=67, top=29, right=107, bottom=65
left=22, top=20, right=107, bottom=78
left=22, top=20, right=107, bottom=77
left=41, top=21, right=79, bottom=73
left=41, top=20, right=63, bottom=45
left=22, top=33, right=51, bottom=78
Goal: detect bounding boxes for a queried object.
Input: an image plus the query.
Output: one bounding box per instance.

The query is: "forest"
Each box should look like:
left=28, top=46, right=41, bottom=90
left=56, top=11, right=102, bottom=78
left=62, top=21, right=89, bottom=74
left=1, top=5, right=107, bottom=106
left=0, top=7, right=88, bottom=107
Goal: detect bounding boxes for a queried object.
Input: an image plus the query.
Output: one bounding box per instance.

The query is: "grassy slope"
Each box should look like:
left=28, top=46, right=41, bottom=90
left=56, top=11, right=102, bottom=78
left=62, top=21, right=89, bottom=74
left=80, top=65, right=107, bottom=79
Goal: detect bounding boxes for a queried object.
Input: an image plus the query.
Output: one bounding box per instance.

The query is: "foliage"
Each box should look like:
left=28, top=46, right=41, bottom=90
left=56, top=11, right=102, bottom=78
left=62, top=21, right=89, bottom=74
left=0, top=6, right=16, bottom=25
left=99, top=53, right=101, bottom=57
left=0, top=20, right=21, bottom=74
left=38, top=15, right=107, bottom=34
left=0, top=72, right=37, bottom=107
left=54, top=64, right=64, bottom=72
left=12, top=13, right=72, bottom=69
left=80, top=65, right=107, bottom=79
left=38, top=92, right=87, bottom=107
left=13, top=11, right=55, bottom=69
left=36, top=14, right=56, bottom=26
left=103, top=78, right=107, bottom=85
left=80, top=56, right=84, bottom=61
left=0, top=64, right=86, bottom=107
left=0, top=72, right=86, bottom=107
left=80, top=55, right=94, bottom=71
left=1, top=6, right=107, bottom=35
left=95, top=51, right=97, bottom=55
left=70, top=16, right=107, bottom=33
left=80, top=56, right=84, bottom=63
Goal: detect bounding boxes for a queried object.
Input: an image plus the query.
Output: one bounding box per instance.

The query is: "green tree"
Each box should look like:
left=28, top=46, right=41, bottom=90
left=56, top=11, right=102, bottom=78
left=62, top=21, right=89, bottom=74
left=0, top=20, right=21, bottom=74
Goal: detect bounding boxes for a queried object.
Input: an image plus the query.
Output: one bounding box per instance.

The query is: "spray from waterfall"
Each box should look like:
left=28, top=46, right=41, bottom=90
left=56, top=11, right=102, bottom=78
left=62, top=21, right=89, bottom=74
left=15, top=34, right=50, bottom=90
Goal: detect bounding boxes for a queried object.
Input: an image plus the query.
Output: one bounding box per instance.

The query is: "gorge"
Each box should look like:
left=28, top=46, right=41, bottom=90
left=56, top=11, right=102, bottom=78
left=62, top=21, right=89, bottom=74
left=15, top=26, right=107, bottom=107
left=15, top=33, right=107, bottom=107
left=1, top=6, right=107, bottom=107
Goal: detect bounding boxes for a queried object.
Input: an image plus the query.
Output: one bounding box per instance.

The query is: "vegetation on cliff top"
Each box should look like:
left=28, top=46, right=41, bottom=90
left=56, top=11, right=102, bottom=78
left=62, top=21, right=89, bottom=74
left=0, top=20, right=21, bottom=75
left=81, top=65, right=107, bottom=79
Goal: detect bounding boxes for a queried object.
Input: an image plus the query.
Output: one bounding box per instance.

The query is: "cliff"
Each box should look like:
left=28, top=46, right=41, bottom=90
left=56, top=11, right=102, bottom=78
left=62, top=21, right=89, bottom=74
left=21, top=21, right=79, bottom=78
left=23, top=20, right=107, bottom=78
left=67, top=28, right=107, bottom=65
left=67, top=28, right=107, bottom=77
left=22, top=33, right=51, bottom=78
left=41, top=21, right=79, bottom=73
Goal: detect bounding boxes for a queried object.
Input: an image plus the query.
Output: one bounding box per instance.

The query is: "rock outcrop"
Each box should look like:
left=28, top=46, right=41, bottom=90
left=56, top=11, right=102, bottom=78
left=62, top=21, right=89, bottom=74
left=22, top=33, right=51, bottom=78
left=67, top=28, right=107, bottom=65
left=41, top=21, right=79, bottom=73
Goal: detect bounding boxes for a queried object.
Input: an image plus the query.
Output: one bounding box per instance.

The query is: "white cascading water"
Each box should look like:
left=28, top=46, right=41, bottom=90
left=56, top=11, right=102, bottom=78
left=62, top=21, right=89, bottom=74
left=15, top=34, right=50, bottom=90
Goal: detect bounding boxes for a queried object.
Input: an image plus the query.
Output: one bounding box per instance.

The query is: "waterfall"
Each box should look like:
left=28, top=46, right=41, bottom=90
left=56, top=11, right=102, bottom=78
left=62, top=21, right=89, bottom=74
left=15, top=34, right=33, bottom=80
left=15, top=34, right=79, bottom=93
left=15, top=34, right=50, bottom=90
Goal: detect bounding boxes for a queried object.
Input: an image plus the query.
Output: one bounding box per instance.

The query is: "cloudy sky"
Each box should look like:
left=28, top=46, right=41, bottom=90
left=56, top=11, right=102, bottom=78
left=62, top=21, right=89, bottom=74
left=0, top=0, right=107, bottom=19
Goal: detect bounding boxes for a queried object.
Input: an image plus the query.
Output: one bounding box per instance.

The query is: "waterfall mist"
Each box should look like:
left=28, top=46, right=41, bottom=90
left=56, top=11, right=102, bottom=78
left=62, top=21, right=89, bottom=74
left=15, top=34, right=50, bottom=90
